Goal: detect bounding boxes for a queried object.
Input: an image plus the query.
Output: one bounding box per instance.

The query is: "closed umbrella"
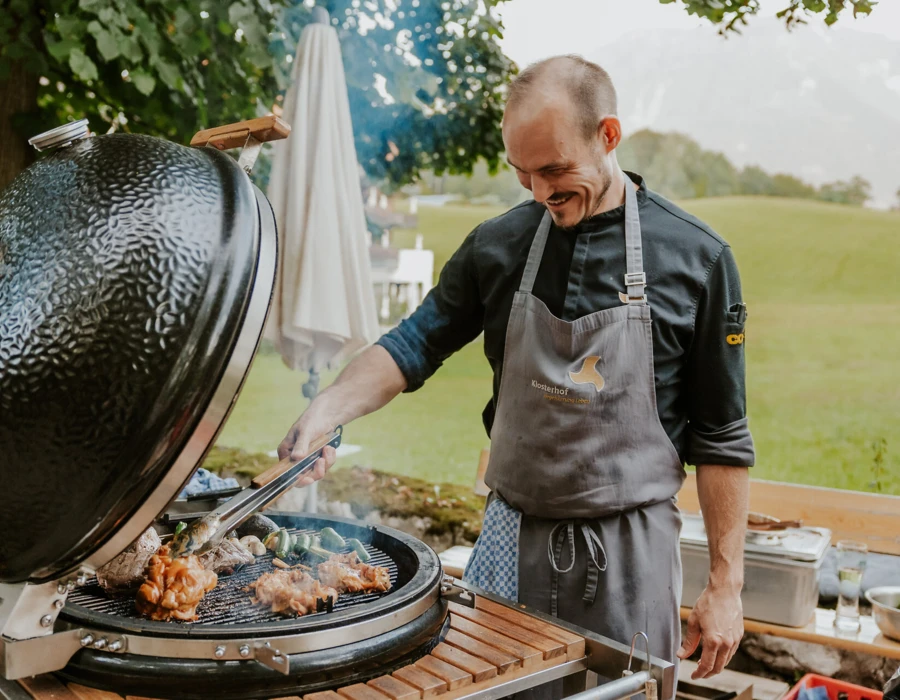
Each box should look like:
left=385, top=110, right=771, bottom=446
left=265, top=6, right=381, bottom=510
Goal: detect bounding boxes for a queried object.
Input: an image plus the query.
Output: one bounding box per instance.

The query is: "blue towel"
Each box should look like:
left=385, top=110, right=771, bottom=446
left=797, top=682, right=830, bottom=700
left=179, top=468, right=239, bottom=498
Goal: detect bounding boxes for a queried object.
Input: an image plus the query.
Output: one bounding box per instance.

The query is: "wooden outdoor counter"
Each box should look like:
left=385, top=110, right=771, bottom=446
left=681, top=606, right=900, bottom=660
left=4, top=600, right=588, bottom=700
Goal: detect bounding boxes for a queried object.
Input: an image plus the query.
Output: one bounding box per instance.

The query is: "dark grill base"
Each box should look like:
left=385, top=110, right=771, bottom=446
left=57, top=599, right=449, bottom=700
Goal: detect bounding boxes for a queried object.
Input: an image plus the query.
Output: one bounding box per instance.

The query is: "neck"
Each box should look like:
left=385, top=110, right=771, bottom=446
left=591, top=168, right=630, bottom=217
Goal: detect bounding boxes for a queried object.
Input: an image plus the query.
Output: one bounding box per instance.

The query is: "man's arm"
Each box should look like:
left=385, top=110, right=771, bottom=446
left=677, top=245, right=754, bottom=678
left=678, top=465, right=749, bottom=677
left=277, top=226, right=486, bottom=483
left=277, top=345, right=408, bottom=486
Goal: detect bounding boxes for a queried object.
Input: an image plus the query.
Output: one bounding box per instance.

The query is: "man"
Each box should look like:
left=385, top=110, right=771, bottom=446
left=279, top=55, right=753, bottom=694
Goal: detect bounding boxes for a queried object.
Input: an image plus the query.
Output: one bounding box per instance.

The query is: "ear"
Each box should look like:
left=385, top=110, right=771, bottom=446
left=597, top=117, right=622, bottom=152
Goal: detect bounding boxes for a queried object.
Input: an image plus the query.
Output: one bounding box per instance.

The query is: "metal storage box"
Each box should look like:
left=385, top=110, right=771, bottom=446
left=680, top=513, right=832, bottom=627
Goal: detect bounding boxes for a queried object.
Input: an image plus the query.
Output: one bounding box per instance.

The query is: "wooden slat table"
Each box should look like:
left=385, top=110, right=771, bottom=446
left=4, top=604, right=587, bottom=700
left=680, top=606, right=900, bottom=660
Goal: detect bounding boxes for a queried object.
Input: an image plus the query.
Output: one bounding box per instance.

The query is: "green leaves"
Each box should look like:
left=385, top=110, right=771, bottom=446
left=87, top=21, right=121, bottom=61
left=130, top=69, right=156, bottom=95
left=671, top=0, right=876, bottom=33
left=68, top=48, right=98, bottom=81
left=45, top=36, right=82, bottom=62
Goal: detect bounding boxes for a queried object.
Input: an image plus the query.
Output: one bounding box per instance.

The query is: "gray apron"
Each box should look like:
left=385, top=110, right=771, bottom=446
left=464, top=178, right=685, bottom=699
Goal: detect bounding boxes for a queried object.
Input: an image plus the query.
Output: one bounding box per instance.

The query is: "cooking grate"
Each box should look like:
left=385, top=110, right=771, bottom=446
left=65, top=526, right=400, bottom=628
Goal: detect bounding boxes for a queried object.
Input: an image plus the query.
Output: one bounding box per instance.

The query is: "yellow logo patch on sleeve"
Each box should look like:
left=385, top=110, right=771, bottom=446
left=726, top=333, right=745, bottom=346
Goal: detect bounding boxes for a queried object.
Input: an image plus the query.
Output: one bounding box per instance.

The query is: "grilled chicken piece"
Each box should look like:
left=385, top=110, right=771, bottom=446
left=136, top=545, right=218, bottom=621
left=316, top=553, right=391, bottom=594
left=96, top=527, right=161, bottom=594
left=198, top=539, right=254, bottom=575
left=248, top=569, right=338, bottom=616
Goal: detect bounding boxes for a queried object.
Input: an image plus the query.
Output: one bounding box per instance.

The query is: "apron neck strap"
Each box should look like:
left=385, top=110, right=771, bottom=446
left=520, top=174, right=646, bottom=301
left=519, top=210, right=553, bottom=294
left=623, top=175, right=647, bottom=303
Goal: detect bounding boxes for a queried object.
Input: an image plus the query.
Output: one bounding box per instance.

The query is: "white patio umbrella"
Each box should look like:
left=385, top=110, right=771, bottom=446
left=265, top=6, right=381, bottom=510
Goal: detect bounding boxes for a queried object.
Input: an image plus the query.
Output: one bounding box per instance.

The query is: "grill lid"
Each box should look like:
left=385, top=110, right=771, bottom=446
left=0, top=118, right=288, bottom=584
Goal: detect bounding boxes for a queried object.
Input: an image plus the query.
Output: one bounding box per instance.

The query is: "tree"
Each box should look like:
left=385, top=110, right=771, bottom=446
left=817, top=175, right=871, bottom=206
left=0, top=0, right=514, bottom=189
left=661, top=0, right=877, bottom=33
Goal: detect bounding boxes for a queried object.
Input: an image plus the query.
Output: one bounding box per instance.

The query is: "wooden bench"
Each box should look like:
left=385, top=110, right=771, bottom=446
left=447, top=451, right=900, bottom=661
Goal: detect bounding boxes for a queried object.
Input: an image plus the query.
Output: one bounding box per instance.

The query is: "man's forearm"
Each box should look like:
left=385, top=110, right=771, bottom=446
left=312, top=345, right=408, bottom=426
left=695, top=465, right=750, bottom=590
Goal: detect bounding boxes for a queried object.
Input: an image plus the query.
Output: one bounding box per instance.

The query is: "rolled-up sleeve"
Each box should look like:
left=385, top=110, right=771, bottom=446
left=375, top=227, right=485, bottom=392
left=685, top=245, right=755, bottom=467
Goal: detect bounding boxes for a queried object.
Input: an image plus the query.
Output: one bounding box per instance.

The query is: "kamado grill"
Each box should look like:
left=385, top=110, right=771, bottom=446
left=0, top=118, right=674, bottom=700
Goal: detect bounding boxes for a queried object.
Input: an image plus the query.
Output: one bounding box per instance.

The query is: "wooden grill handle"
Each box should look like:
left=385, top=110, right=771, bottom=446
left=190, top=115, right=290, bottom=150
left=250, top=431, right=336, bottom=489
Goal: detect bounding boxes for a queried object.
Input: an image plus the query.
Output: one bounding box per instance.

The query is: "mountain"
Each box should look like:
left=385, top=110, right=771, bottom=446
left=592, top=22, right=900, bottom=208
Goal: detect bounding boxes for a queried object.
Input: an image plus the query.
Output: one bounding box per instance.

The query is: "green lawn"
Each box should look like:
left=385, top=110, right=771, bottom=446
left=216, top=198, right=900, bottom=495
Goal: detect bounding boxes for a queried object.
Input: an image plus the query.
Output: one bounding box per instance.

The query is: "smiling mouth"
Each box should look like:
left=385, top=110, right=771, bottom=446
left=546, top=193, right=574, bottom=207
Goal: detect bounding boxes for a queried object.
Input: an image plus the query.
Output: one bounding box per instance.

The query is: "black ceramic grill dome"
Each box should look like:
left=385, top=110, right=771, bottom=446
left=0, top=133, right=266, bottom=584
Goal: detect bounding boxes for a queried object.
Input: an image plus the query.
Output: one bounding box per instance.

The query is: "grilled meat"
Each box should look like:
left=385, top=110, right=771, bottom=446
left=316, top=552, right=391, bottom=594
left=136, top=545, right=218, bottom=621
left=198, top=538, right=254, bottom=575
left=248, top=569, right=338, bottom=616
left=96, top=527, right=161, bottom=594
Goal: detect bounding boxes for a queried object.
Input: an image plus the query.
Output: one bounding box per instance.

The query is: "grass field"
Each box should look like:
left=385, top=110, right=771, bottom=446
left=216, top=198, right=900, bottom=494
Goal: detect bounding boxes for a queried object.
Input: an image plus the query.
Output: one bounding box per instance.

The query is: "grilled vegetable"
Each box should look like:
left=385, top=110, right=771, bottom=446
left=346, top=538, right=371, bottom=563
left=237, top=514, right=280, bottom=541
left=263, top=532, right=279, bottom=551
left=174, top=521, right=187, bottom=536
left=275, top=529, right=293, bottom=560
left=239, top=536, right=266, bottom=556
left=306, top=545, right=333, bottom=563
left=319, top=527, right=346, bottom=552
left=293, top=533, right=311, bottom=555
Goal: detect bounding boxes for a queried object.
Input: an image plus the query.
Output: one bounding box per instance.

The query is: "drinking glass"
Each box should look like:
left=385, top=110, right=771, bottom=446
left=834, top=540, right=867, bottom=634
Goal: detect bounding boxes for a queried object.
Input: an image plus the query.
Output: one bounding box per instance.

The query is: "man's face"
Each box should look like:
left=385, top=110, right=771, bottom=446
left=503, top=96, right=614, bottom=229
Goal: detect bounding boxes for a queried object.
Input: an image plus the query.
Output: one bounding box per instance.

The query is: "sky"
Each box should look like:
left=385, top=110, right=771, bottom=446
left=496, top=0, right=900, bottom=67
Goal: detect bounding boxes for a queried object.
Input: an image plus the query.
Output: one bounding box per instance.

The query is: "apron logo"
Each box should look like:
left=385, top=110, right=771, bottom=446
left=726, top=333, right=745, bottom=346
left=569, top=356, right=605, bottom=392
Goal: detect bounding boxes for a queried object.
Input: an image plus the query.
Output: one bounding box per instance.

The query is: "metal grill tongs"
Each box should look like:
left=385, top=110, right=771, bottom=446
left=168, top=426, right=343, bottom=557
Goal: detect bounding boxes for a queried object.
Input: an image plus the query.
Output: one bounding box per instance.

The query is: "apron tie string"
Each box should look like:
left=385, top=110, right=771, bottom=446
left=547, top=521, right=608, bottom=617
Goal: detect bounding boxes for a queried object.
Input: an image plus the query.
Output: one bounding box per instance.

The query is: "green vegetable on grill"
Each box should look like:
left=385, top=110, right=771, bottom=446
left=293, top=533, right=311, bottom=555
left=346, top=538, right=371, bottom=563
left=174, top=521, right=187, bottom=536
left=275, top=529, right=293, bottom=560
left=319, top=527, right=346, bottom=552
left=306, top=545, right=333, bottom=563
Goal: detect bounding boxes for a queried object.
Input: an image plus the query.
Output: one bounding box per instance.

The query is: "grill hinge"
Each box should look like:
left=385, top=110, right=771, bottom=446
left=254, top=641, right=290, bottom=675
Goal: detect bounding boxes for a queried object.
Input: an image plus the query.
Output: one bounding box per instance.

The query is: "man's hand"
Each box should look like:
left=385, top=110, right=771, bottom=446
left=275, top=346, right=409, bottom=488
left=677, top=583, right=744, bottom=678
left=277, top=400, right=339, bottom=487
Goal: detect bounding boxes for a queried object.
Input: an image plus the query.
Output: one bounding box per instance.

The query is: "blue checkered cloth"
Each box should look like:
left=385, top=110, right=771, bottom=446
left=462, top=497, right=522, bottom=601
left=179, top=468, right=239, bottom=498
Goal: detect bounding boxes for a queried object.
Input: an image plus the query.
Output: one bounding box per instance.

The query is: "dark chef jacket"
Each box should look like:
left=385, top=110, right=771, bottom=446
left=377, top=172, right=755, bottom=468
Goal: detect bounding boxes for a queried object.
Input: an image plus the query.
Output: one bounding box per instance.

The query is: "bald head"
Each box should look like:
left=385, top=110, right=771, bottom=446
left=506, top=55, right=618, bottom=141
